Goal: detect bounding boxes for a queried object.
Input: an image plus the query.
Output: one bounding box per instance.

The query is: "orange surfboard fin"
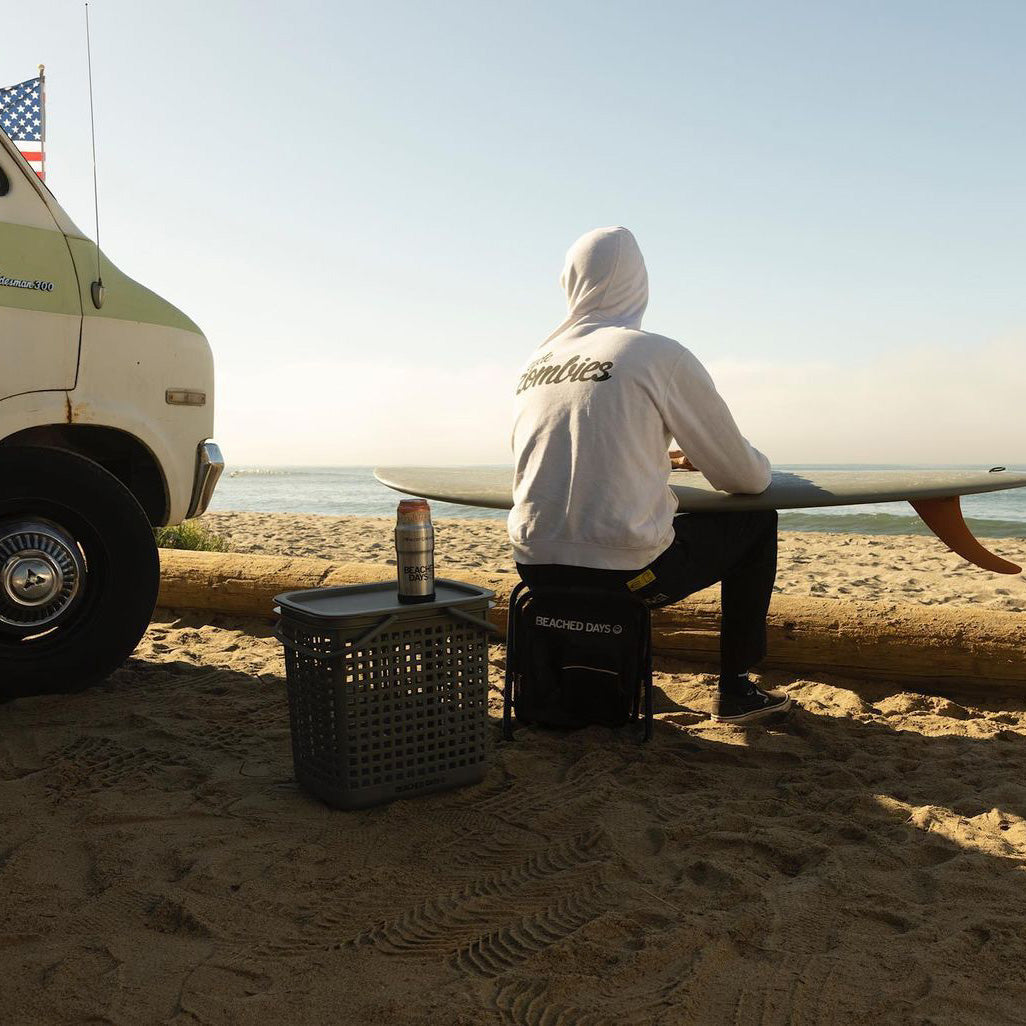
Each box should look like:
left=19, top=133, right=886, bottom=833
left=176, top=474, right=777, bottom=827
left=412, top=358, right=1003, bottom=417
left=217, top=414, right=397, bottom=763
left=909, top=497, right=1022, bottom=575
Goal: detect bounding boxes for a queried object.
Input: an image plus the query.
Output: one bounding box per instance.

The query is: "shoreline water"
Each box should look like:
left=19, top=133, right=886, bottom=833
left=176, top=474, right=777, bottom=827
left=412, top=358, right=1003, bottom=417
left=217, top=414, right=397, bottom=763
left=207, top=465, right=1026, bottom=538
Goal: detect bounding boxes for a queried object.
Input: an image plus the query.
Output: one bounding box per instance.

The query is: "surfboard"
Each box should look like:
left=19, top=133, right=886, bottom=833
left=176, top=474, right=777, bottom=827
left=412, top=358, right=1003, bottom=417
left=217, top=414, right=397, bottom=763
left=374, top=466, right=1026, bottom=574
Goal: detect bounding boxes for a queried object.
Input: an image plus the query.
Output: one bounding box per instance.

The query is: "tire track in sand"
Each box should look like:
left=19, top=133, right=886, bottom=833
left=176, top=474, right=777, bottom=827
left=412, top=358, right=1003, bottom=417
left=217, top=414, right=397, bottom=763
left=350, top=828, right=609, bottom=956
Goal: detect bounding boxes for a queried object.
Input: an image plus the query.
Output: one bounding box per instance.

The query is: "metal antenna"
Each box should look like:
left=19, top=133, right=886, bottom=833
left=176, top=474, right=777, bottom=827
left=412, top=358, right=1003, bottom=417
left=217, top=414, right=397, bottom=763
left=85, top=2, right=104, bottom=308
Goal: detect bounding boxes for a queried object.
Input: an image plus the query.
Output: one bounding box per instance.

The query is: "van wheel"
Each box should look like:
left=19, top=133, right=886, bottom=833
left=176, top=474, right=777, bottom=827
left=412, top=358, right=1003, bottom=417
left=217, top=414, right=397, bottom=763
left=0, top=446, right=160, bottom=697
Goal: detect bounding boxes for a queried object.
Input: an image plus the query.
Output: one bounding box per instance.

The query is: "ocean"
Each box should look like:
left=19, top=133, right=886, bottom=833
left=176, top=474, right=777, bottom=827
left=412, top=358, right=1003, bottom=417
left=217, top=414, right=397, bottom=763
left=206, top=465, right=1026, bottom=538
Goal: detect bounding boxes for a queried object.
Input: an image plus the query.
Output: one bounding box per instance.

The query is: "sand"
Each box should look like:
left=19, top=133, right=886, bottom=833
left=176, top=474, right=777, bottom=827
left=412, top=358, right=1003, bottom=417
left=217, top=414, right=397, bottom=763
left=202, top=512, right=1026, bottom=611
left=2, top=513, right=1025, bottom=1024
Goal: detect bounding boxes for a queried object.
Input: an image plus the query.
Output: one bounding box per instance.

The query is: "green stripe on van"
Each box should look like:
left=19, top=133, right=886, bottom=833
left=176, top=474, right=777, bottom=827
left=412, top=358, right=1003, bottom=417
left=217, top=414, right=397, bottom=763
left=66, top=237, right=203, bottom=335
left=0, top=222, right=81, bottom=316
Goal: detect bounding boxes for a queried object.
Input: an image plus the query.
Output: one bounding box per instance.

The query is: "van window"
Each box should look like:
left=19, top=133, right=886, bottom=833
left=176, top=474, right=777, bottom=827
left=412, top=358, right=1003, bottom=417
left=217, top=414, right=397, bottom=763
left=0, top=167, right=9, bottom=196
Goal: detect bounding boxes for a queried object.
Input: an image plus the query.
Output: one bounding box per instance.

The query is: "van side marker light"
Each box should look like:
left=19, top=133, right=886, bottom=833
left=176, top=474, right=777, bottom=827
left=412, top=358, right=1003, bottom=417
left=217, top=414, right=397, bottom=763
left=166, top=390, right=206, bottom=407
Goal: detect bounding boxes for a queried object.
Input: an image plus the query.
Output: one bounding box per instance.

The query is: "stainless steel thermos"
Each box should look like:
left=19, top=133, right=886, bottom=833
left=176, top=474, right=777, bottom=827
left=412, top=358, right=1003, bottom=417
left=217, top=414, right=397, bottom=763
left=395, top=499, right=435, bottom=603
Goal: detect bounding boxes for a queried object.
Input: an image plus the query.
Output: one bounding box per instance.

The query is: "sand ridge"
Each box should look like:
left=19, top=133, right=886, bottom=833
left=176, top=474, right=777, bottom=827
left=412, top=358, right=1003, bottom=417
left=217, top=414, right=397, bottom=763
left=2, top=514, right=1026, bottom=1023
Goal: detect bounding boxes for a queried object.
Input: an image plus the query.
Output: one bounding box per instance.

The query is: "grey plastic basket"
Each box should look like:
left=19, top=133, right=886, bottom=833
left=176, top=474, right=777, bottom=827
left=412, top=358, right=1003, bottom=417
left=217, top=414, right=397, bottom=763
left=274, top=579, right=496, bottom=810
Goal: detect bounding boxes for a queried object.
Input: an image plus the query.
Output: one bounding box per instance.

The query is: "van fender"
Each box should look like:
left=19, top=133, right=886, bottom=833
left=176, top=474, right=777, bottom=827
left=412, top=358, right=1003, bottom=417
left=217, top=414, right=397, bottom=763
left=1, top=416, right=168, bottom=525
left=53, top=398, right=193, bottom=524
left=0, top=390, right=71, bottom=439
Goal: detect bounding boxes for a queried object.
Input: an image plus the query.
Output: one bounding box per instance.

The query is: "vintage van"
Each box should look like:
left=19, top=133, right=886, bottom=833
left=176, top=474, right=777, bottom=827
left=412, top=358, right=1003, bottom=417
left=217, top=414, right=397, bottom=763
left=0, top=130, right=222, bottom=695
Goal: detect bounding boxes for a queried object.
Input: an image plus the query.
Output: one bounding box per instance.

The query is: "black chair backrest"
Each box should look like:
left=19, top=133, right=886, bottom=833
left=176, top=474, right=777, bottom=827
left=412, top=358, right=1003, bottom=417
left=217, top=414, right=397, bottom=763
left=503, top=582, right=653, bottom=742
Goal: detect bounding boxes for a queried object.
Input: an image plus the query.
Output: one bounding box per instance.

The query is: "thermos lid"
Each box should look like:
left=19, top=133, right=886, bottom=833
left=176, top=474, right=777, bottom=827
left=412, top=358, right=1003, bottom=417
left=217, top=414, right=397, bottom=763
left=396, top=498, right=431, bottom=524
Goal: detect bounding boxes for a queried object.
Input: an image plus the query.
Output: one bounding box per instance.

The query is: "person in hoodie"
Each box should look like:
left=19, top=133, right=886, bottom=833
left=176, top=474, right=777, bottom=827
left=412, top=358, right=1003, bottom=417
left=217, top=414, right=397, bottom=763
left=509, top=226, right=792, bottom=725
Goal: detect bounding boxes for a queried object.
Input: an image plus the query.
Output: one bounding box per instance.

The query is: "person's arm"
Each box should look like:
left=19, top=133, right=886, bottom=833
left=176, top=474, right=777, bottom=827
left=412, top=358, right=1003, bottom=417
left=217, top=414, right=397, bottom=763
left=659, top=348, right=771, bottom=494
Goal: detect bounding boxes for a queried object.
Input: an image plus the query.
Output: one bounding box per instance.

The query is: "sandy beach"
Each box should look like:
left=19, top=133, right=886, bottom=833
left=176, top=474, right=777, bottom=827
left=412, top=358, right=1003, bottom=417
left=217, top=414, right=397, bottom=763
left=203, top=512, right=1026, bottom=612
left=2, top=514, right=1025, bottom=1024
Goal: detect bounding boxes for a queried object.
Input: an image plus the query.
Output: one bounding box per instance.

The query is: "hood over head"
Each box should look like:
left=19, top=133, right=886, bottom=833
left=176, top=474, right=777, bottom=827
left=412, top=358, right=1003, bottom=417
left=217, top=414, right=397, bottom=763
left=543, top=226, right=649, bottom=344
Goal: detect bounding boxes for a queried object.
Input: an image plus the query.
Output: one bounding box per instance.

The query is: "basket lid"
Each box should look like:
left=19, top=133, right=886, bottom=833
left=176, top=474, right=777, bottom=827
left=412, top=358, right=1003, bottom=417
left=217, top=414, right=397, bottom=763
left=274, top=578, right=494, bottom=625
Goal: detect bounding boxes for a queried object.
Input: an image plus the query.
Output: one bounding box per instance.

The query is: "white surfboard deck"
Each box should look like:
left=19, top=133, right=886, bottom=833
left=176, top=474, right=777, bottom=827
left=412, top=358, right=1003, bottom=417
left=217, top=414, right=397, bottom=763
left=374, top=466, right=1026, bottom=513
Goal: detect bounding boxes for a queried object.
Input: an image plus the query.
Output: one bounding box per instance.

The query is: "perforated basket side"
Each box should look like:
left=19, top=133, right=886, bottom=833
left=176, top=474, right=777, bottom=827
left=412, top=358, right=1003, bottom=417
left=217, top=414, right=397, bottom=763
left=280, top=619, right=347, bottom=788
left=280, top=600, right=491, bottom=808
left=343, top=615, right=489, bottom=794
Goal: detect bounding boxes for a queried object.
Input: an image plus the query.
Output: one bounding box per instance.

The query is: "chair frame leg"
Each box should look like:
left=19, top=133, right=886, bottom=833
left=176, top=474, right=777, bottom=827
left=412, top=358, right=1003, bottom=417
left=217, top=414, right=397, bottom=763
left=502, top=583, right=528, bottom=742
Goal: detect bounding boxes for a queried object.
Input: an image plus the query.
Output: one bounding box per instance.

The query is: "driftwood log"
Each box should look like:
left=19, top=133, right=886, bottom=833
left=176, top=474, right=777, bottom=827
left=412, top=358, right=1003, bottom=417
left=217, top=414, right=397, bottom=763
left=157, top=550, right=1025, bottom=688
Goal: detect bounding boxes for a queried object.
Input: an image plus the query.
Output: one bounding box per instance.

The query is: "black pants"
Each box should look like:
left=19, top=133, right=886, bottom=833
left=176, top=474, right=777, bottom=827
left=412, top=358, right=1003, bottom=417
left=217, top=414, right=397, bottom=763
left=517, top=509, right=778, bottom=678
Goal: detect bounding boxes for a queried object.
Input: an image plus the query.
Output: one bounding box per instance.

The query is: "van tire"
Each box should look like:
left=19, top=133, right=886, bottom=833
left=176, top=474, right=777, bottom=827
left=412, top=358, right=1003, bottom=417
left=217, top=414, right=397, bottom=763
left=0, top=446, right=160, bottom=697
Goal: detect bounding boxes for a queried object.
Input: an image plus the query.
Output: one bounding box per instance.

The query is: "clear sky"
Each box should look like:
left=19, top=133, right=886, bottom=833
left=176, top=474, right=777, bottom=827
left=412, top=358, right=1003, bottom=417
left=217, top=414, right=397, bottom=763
left=4, top=1, right=1024, bottom=466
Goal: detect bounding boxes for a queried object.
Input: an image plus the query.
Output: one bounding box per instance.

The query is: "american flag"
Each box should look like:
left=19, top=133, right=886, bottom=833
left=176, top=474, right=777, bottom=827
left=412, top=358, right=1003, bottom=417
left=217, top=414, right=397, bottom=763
left=0, top=74, right=45, bottom=181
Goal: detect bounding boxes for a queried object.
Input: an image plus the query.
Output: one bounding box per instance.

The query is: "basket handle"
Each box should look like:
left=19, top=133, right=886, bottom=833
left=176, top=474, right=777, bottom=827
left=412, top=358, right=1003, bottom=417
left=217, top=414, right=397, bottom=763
left=446, top=605, right=503, bottom=635
left=275, top=613, right=399, bottom=660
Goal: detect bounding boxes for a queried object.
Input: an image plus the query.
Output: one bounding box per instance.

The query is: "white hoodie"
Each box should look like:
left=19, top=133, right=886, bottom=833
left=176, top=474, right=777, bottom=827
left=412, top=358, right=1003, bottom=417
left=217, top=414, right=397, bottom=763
left=508, top=226, right=771, bottom=570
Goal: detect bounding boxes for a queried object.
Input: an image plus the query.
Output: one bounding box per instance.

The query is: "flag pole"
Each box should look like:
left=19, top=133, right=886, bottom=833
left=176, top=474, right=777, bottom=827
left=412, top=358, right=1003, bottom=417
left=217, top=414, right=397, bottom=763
left=37, top=64, right=46, bottom=182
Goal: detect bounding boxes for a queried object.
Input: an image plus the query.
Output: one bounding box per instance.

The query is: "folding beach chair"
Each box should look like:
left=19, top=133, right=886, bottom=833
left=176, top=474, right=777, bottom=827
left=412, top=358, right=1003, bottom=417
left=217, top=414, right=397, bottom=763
left=503, top=582, right=653, bottom=743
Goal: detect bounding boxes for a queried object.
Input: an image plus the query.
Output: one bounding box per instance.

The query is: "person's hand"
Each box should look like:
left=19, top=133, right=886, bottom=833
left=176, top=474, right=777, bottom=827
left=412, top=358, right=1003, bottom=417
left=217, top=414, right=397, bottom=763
left=669, top=449, right=698, bottom=471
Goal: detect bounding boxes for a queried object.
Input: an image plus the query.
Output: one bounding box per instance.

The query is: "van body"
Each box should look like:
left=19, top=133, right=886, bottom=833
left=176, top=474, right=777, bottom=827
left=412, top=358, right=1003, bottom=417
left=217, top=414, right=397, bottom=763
left=0, top=130, right=222, bottom=692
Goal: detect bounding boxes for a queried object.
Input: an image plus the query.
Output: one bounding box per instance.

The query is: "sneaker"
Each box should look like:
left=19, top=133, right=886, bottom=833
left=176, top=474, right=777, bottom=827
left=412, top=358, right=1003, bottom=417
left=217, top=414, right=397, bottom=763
left=711, top=682, right=792, bottom=724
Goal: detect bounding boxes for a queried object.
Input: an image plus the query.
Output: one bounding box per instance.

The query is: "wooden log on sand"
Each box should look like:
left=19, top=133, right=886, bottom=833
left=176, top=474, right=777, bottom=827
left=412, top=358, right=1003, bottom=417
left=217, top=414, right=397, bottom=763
left=157, top=550, right=1025, bottom=688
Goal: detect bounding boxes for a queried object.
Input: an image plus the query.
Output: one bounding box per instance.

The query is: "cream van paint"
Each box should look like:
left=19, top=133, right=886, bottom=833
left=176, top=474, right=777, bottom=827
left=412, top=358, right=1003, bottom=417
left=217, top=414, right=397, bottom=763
left=0, top=129, right=223, bottom=693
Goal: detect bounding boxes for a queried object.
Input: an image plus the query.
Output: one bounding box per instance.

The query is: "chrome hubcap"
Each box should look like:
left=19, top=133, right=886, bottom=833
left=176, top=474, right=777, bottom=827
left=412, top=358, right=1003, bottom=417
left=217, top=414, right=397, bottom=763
left=0, top=521, right=85, bottom=631
left=5, top=555, right=61, bottom=604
